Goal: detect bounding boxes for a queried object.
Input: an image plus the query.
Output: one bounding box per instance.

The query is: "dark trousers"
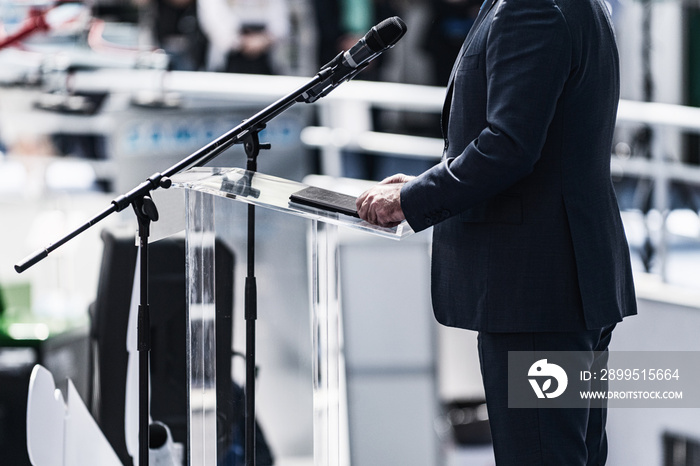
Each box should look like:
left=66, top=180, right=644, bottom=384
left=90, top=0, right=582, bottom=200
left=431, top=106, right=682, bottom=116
left=478, top=325, right=615, bottom=465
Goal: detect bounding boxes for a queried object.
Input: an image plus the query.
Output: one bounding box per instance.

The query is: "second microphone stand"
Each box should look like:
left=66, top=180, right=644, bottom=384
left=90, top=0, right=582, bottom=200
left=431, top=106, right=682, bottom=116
left=240, top=126, right=271, bottom=466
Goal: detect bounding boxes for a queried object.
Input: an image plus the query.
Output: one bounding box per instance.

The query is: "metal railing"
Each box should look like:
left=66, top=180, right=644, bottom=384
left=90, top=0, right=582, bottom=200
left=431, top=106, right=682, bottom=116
left=43, top=70, right=700, bottom=280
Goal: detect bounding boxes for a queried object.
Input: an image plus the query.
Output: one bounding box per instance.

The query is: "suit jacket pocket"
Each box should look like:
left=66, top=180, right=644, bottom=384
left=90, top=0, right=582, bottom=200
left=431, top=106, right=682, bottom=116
left=459, top=194, right=523, bottom=224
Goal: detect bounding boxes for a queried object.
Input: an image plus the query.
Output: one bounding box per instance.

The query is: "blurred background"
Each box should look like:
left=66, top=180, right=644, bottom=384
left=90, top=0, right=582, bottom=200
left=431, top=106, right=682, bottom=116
left=0, top=0, right=699, bottom=465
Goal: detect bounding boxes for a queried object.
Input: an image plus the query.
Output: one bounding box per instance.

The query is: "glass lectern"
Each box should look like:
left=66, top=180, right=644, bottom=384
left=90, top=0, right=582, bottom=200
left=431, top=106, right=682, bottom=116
left=171, top=167, right=412, bottom=466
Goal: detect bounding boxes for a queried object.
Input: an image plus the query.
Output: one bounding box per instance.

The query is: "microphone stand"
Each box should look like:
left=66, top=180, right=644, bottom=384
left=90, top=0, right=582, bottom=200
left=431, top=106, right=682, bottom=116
left=14, top=64, right=357, bottom=466
left=133, top=195, right=158, bottom=466
left=240, top=127, right=270, bottom=466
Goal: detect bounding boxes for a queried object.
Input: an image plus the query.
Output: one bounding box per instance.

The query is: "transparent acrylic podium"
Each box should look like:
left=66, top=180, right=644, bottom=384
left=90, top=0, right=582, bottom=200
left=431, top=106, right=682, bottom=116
left=171, top=167, right=412, bottom=466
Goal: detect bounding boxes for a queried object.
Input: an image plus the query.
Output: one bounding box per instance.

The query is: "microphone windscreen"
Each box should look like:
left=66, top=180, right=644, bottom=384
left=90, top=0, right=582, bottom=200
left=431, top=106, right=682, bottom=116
left=365, top=16, right=407, bottom=52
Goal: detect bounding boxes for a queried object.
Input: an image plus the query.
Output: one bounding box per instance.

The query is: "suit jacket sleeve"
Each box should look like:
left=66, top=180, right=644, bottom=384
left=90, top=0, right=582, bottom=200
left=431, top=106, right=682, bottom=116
left=401, top=0, right=573, bottom=232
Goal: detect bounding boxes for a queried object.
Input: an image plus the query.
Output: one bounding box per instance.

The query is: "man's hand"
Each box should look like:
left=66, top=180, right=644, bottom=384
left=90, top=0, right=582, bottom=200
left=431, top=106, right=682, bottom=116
left=356, top=174, right=415, bottom=227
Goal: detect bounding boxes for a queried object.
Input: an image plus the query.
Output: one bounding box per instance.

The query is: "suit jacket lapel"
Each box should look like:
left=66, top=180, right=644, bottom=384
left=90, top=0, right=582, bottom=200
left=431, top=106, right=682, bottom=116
left=441, top=0, right=499, bottom=138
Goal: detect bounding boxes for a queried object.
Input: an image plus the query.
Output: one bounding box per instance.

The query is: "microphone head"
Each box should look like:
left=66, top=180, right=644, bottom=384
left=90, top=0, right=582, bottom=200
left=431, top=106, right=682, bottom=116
left=365, top=16, right=407, bottom=52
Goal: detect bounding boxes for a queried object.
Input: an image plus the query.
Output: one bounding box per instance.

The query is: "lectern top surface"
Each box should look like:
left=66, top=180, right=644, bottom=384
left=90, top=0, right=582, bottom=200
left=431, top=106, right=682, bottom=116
left=171, top=167, right=413, bottom=240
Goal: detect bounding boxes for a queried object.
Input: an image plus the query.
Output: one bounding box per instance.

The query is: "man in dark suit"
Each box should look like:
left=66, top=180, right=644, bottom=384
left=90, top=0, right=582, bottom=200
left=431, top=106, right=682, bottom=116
left=356, top=0, right=637, bottom=463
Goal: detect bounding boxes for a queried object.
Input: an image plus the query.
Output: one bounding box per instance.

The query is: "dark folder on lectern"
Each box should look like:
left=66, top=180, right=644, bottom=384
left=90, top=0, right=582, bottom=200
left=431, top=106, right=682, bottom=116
left=289, top=186, right=360, bottom=218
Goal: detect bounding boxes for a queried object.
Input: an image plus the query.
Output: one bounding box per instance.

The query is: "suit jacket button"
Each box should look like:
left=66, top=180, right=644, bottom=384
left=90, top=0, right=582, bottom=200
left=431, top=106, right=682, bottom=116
left=425, top=217, right=433, bottom=226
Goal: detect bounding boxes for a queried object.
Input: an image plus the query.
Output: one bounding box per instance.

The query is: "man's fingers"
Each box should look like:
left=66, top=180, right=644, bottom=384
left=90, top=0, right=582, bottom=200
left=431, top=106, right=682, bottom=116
left=358, top=192, right=375, bottom=223
left=355, top=183, right=406, bottom=227
left=379, top=174, right=400, bottom=185
left=379, top=173, right=410, bottom=185
left=356, top=190, right=371, bottom=219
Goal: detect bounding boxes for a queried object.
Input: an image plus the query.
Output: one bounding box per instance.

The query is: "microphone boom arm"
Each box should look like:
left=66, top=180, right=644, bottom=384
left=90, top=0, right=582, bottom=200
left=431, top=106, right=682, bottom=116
left=15, top=14, right=407, bottom=272
left=16, top=64, right=347, bottom=272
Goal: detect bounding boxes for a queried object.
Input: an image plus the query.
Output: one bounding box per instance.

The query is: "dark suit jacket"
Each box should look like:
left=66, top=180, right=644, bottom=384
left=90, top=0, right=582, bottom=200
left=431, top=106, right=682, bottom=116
left=401, top=0, right=637, bottom=332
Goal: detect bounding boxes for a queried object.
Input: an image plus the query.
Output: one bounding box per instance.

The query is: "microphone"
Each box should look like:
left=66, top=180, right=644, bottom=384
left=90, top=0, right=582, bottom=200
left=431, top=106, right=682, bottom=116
left=337, top=16, right=407, bottom=71
left=301, top=16, right=407, bottom=103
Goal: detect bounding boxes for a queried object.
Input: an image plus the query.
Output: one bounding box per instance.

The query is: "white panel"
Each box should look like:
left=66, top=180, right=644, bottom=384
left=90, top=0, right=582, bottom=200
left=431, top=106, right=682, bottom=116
left=340, top=236, right=433, bottom=370
left=347, top=375, right=438, bottom=466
